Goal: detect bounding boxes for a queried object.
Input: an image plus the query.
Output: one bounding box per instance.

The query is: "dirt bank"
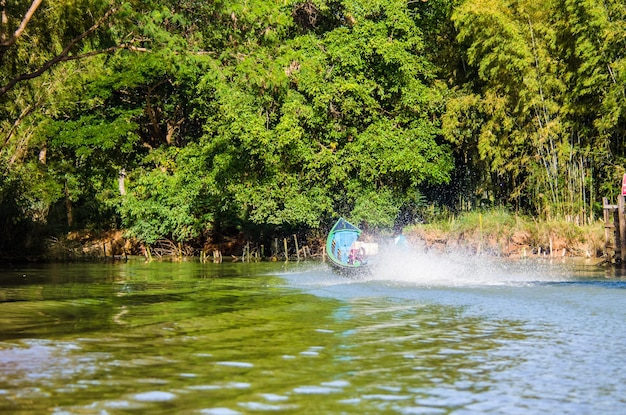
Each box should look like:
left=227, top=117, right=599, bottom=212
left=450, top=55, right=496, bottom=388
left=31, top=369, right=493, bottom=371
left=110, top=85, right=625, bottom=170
left=405, top=220, right=606, bottom=260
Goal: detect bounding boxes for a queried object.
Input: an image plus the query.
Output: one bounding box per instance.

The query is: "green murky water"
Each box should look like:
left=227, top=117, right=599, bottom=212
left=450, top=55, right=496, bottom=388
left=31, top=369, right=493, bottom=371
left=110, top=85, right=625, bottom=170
left=0, top=257, right=624, bottom=414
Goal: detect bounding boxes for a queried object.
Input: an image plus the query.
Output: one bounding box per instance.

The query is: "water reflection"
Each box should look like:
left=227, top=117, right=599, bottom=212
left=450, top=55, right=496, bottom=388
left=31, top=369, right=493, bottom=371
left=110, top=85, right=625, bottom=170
left=0, top=260, right=624, bottom=414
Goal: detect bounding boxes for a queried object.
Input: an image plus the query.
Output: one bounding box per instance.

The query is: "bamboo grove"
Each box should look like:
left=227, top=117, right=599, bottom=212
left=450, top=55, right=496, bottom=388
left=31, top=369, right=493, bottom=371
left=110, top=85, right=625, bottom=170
left=1, top=0, right=625, bottom=254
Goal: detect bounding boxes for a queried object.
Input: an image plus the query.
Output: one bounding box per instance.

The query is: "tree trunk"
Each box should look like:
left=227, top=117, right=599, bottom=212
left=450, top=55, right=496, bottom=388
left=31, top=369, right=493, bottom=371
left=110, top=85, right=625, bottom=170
left=65, top=182, right=73, bottom=228
left=118, top=168, right=126, bottom=196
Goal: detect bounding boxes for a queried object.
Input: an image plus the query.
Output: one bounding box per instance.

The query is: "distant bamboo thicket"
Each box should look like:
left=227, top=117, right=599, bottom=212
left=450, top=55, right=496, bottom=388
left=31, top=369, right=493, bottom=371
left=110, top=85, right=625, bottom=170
left=0, top=0, right=624, bottom=254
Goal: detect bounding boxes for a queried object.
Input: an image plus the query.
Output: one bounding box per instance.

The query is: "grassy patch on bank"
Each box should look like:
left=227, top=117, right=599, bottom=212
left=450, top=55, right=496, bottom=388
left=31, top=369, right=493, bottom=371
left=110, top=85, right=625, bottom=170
left=406, top=209, right=605, bottom=257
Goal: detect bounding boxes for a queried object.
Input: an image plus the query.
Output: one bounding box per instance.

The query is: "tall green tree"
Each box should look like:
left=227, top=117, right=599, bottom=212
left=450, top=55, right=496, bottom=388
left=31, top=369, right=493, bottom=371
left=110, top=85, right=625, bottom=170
left=184, top=0, right=453, bottom=234
left=0, top=0, right=210, bottom=246
left=0, top=0, right=130, bottom=252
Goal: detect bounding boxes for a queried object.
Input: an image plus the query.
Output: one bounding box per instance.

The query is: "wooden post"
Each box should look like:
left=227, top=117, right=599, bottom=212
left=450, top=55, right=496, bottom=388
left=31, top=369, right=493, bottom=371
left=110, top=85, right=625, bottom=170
left=283, top=238, right=289, bottom=261
left=549, top=237, right=553, bottom=257
left=604, top=197, right=611, bottom=257
left=614, top=208, right=621, bottom=262
left=603, top=197, right=617, bottom=260
left=618, top=195, right=626, bottom=264
left=294, top=234, right=300, bottom=261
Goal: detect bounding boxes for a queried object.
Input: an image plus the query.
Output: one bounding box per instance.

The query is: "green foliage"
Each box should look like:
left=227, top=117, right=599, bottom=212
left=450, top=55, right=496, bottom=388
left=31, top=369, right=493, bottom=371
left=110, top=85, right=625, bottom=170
left=188, top=0, right=453, bottom=236
left=118, top=144, right=218, bottom=244
left=447, top=0, right=626, bottom=222
left=350, top=188, right=399, bottom=229
left=3, top=0, right=626, bottom=254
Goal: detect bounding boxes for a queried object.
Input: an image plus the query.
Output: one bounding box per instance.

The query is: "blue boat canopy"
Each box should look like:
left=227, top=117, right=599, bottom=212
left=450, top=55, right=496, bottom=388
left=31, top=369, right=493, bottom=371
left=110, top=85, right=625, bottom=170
left=332, top=217, right=360, bottom=233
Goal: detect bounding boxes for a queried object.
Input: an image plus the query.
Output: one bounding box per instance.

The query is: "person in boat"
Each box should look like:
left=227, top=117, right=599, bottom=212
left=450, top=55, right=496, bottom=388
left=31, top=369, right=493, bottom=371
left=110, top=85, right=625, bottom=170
left=348, top=242, right=366, bottom=265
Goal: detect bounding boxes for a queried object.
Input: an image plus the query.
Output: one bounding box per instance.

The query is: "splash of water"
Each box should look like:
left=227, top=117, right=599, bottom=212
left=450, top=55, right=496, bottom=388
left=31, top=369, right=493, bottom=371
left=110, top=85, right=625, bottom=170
left=367, top=247, right=575, bottom=286
left=282, top=245, right=588, bottom=289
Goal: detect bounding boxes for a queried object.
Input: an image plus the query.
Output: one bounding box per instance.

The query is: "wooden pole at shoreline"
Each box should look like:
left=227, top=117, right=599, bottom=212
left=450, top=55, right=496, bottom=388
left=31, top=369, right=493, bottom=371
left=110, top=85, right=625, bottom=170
left=283, top=238, right=289, bottom=261
left=603, top=197, right=613, bottom=259
left=618, top=195, right=626, bottom=264
left=294, top=234, right=300, bottom=261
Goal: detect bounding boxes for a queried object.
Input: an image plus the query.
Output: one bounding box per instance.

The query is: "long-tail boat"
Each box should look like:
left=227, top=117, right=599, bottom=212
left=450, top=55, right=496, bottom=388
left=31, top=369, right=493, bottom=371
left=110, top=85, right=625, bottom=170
left=325, top=218, right=376, bottom=275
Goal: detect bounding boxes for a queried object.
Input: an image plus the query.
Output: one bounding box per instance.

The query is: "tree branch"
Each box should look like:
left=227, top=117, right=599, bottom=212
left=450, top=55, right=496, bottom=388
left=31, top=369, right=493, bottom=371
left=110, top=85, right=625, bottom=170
left=0, top=0, right=43, bottom=58
left=0, top=5, right=119, bottom=98
left=57, top=43, right=149, bottom=62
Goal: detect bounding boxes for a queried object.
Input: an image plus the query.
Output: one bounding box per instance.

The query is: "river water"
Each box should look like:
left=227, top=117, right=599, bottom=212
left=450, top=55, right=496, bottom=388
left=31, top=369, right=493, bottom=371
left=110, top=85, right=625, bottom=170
left=0, top=251, right=625, bottom=414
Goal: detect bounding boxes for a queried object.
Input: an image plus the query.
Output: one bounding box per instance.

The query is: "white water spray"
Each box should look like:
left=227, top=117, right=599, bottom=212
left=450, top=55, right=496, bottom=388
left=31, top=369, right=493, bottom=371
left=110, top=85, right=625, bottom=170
left=364, top=246, right=576, bottom=287
left=283, top=245, right=589, bottom=290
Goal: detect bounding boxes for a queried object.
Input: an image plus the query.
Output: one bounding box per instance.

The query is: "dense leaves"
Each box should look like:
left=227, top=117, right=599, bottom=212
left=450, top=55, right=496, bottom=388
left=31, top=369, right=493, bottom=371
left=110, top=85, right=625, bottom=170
left=1, top=0, right=625, bottom=252
left=447, top=0, right=626, bottom=221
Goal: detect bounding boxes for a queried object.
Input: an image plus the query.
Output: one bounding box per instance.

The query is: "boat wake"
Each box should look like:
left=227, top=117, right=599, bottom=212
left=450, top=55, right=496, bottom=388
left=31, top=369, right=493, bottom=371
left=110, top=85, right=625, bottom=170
left=280, top=245, right=600, bottom=290
left=365, top=248, right=581, bottom=286
left=289, top=251, right=589, bottom=288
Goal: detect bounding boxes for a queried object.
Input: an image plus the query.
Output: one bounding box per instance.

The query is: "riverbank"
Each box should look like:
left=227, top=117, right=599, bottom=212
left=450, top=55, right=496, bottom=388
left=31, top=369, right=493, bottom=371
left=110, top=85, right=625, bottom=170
left=404, top=210, right=606, bottom=260
left=36, top=210, right=607, bottom=264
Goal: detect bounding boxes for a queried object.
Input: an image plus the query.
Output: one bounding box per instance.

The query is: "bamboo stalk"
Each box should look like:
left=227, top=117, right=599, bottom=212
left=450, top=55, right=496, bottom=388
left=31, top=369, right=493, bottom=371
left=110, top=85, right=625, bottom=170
left=283, top=238, right=289, bottom=261
left=294, top=234, right=300, bottom=261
